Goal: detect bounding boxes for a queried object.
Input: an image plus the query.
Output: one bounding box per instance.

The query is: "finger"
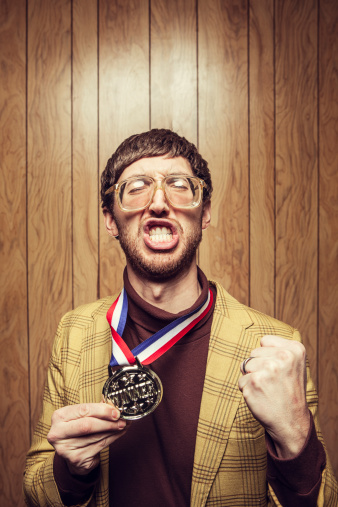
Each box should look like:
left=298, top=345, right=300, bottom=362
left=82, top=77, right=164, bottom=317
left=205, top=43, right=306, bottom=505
left=238, top=373, right=251, bottom=392
left=249, top=346, right=288, bottom=358
left=240, top=356, right=255, bottom=375
left=260, top=335, right=301, bottom=350
left=77, top=435, right=119, bottom=463
left=248, top=336, right=305, bottom=358
left=55, top=427, right=128, bottom=452
left=52, top=403, right=120, bottom=425
left=48, top=415, right=127, bottom=443
left=240, top=356, right=270, bottom=375
left=55, top=428, right=129, bottom=469
left=260, top=335, right=290, bottom=347
left=82, top=427, right=129, bottom=454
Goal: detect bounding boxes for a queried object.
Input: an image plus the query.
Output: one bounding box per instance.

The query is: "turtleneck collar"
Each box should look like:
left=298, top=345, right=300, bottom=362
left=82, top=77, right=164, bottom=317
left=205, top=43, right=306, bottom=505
left=123, top=266, right=213, bottom=337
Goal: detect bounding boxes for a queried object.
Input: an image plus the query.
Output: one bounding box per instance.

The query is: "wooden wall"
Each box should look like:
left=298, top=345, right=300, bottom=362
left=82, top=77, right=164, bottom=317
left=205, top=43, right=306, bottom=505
left=0, top=0, right=337, bottom=504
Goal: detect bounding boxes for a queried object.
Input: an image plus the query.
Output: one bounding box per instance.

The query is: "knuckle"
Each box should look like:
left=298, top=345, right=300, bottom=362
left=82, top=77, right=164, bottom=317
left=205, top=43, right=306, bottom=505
left=51, top=408, right=63, bottom=424
left=249, top=370, right=264, bottom=388
left=242, top=388, right=250, bottom=402
left=79, top=403, right=91, bottom=417
left=260, top=334, right=275, bottom=346
left=276, top=349, right=291, bottom=362
left=293, top=341, right=306, bottom=358
left=47, top=429, right=57, bottom=446
left=70, top=455, right=83, bottom=468
left=260, top=335, right=269, bottom=346
left=79, top=418, right=92, bottom=435
left=98, top=437, right=108, bottom=450
left=266, top=360, right=279, bottom=375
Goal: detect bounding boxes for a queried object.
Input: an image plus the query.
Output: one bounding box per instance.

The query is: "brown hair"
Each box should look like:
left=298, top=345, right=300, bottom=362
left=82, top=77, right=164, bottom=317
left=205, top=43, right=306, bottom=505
left=100, top=129, right=213, bottom=212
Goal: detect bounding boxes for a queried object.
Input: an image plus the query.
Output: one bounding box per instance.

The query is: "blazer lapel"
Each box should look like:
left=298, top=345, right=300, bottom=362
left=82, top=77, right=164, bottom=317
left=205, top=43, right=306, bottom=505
left=191, top=282, right=257, bottom=506
left=80, top=297, right=114, bottom=405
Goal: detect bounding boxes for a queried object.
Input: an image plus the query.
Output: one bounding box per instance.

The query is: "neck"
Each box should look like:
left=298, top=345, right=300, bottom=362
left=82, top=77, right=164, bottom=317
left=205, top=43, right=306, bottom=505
left=126, top=264, right=202, bottom=313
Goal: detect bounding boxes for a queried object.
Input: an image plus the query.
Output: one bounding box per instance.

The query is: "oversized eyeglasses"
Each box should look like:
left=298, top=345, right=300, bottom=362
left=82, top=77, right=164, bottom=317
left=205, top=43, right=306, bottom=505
left=105, top=175, right=206, bottom=212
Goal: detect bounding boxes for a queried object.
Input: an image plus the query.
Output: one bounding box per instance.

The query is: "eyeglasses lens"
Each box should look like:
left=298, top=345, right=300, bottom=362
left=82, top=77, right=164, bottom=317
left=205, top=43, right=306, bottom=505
left=165, top=176, right=200, bottom=207
left=119, top=176, right=201, bottom=210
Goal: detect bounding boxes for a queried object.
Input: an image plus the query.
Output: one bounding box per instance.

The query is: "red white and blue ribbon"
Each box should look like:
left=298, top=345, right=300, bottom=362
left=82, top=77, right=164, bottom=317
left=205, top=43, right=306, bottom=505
left=107, top=288, right=213, bottom=368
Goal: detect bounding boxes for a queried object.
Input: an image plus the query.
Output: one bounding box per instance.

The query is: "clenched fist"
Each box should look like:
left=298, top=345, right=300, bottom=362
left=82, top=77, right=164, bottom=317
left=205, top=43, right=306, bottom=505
left=238, top=335, right=310, bottom=459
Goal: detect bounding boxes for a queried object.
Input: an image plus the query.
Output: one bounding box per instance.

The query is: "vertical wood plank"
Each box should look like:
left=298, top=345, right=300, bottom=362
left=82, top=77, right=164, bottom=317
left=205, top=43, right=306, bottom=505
left=198, top=0, right=249, bottom=304
left=27, top=0, right=72, bottom=428
left=0, top=2, right=28, bottom=505
left=99, top=0, right=149, bottom=297
left=150, top=0, right=197, bottom=143
left=318, top=0, right=338, bottom=478
left=0, top=1, right=337, bottom=502
left=275, top=0, right=318, bottom=379
left=249, top=0, right=275, bottom=316
left=73, top=0, right=99, bottom=307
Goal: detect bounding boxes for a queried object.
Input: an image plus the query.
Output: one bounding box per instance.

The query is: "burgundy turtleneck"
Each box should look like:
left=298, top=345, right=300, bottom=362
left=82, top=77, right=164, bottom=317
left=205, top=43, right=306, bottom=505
left=107, top=267, right=215, bottom=507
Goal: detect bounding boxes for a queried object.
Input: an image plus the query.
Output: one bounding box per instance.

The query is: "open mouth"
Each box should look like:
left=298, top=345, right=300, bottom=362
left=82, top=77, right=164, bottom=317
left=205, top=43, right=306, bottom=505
left=149, top=226, right=173, bottom=243
left=143, top=221, right=178, bottom=250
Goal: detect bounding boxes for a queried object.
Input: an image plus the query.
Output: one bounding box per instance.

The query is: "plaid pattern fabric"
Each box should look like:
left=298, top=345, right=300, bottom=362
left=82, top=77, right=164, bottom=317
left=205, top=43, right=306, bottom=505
left=23, top=281, right=338, bottom=506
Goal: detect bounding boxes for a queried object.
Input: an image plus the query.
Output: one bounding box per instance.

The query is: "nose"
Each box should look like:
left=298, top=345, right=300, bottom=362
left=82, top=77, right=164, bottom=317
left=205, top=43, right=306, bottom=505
left=148, top=182, right=170, bottom=215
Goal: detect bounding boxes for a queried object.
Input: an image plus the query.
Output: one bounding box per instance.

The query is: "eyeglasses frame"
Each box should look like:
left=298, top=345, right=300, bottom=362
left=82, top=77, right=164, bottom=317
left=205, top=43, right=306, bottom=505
left=104, top=174, right=206, bottom=212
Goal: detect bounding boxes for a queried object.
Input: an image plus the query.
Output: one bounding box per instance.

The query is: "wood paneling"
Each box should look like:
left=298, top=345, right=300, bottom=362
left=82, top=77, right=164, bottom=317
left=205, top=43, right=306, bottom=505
left=0, top=2, right=28, bottom=506
left=275, top=0, right=318, bottom=377
left=249, top=0, right=275, bottom=316
left=98, top=0, right=149, bottom=297
left=150, top=0, right=197, bottom=142
left=0, top=2, right=337, bottom=504
left=73, top=0, right=99, bottom=307
left=198, top=0, right=249, bottom=305
left=318, top=0, right=338, bottom=475
left=27, top=0, right=72, bottom=428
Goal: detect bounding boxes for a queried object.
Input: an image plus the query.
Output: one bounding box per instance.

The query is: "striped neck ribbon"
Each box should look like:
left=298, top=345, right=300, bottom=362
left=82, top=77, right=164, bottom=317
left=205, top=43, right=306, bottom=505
left=107, top=288, right=213, bottom=367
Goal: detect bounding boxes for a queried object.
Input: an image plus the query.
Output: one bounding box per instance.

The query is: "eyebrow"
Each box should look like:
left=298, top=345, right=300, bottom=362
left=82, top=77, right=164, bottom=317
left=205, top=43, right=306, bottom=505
left=121, top=170, right=193, bottom=180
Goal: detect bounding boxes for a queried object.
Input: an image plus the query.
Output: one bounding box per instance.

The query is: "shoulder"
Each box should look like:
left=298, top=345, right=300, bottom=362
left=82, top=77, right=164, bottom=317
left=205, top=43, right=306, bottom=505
left=52, top=294, right=119, bottom=359
left=210, top=280, right=296, bottom=338
left=59, top=294, right=117, bottom=329
left=53, top=294, right=119, bottom=351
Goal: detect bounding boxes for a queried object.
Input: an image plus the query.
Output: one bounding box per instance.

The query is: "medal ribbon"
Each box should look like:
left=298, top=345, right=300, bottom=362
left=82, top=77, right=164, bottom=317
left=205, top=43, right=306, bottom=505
left=107, top=288, right=213, bottom=367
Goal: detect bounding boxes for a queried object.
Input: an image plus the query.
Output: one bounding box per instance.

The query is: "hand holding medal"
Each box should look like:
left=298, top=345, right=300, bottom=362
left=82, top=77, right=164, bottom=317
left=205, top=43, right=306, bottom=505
left=103, top=287, right=213, bottom=420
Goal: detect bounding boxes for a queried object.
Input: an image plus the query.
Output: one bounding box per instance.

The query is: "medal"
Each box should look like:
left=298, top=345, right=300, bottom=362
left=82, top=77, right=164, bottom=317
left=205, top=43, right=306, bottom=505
left=103, top=287, right=213, bottom=419
left=102, top=359, right=163, bottom=420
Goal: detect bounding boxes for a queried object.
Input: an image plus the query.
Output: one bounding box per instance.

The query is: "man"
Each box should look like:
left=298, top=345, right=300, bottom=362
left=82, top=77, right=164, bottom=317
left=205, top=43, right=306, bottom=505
left=24, top=129, right=337, bottom=506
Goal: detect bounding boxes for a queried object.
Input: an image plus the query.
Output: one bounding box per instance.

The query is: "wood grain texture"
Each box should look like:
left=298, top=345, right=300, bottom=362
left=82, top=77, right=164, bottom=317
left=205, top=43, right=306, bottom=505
left=198, top=0, right=249, bottom=305
left=249, top=0, right=275, bottom=316
left=99, top=0, right=150, bottom=297
left=73, top=0, right=99, bottom=307
left=0, top=0, right=337, bottom=500
left=275, top=0, right=318, bottom=379
left=150, top=0, right=197, bottom=143
left=318, top=0, right=338, bottom=478
left=27, top=0, right=72, bottom=429
left=0, top=3, right=28, bottom=506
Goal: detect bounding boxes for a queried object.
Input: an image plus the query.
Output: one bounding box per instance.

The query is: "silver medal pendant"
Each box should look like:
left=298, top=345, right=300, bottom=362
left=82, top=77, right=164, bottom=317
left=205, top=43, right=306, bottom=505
left=102, top=359, right=163, bottom=420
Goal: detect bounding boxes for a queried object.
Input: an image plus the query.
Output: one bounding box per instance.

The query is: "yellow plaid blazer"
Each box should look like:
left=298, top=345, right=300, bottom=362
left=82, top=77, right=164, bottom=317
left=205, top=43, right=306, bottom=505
left=24, top=281, right=338, bottom=506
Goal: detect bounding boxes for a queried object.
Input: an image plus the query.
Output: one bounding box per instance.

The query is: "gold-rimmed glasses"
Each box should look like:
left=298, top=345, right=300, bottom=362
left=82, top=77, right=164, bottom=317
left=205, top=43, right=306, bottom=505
left=105, top=174, right=206, bottom=212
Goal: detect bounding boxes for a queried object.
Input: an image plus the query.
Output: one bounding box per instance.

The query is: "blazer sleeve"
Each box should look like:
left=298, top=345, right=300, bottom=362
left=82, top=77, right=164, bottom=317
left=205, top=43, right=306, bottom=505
left=267, top=329, right=338, bottom=506
left=23, top=316, right=94, bottom=507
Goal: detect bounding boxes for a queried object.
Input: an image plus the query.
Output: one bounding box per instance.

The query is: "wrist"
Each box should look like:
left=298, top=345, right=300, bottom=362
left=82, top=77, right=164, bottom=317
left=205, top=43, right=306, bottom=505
left=268, top=410, right=311, bottom=459
left=66, top=457, right=100, bottom=477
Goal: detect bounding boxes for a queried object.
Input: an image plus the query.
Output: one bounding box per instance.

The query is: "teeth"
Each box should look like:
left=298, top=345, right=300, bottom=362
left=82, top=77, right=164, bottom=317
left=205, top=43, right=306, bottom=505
left=149, top=226, right=173, bottom=242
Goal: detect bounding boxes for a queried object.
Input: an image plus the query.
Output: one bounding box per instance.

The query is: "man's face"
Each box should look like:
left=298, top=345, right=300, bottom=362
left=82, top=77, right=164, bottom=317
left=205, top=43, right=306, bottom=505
left=104, top=156, right=211, bottom=281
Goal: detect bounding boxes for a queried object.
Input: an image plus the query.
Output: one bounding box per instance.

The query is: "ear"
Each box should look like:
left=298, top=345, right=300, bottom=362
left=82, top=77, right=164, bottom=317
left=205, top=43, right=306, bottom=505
left=103, top=208, right=119, bottom=238
left=201, top=200, right=211, bottom=230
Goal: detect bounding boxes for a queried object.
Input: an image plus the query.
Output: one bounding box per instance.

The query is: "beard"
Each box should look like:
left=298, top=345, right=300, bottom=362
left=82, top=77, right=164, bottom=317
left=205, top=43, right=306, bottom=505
left=115, top=217, right=203, bottom=281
